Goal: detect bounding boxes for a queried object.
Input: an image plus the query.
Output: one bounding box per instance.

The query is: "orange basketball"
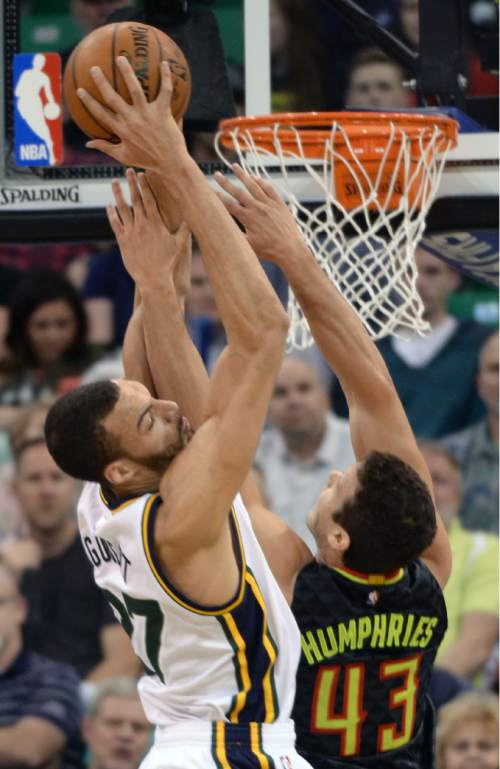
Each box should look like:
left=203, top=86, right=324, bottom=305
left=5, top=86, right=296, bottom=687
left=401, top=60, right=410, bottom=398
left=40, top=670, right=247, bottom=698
left=63, top=21, right=191, bottom=140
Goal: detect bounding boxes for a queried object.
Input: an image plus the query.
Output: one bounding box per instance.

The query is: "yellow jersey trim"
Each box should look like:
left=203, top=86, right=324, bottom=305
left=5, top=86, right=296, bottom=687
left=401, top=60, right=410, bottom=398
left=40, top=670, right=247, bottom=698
left=333, top=566, right=405, bottom=586
left=245, top=571, right=277, bottom=723
left=224, top=613, right=252, bottom=722
left=250, top=722, right=271, bottom=769
left=99, top=486, right=141, bottom=514
left=141, top=497, right=247, bottom=616
left=214, top=722, right=231, bottom=769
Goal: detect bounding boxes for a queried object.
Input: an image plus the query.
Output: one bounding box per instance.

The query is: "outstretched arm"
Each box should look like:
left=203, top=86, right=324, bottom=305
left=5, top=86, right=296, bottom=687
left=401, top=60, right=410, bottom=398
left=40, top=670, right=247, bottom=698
left=79, top=60, right=289, bottom=584
left=215, top=167, right=451, bottom=588
left=110, top=171, right=312, bottom=600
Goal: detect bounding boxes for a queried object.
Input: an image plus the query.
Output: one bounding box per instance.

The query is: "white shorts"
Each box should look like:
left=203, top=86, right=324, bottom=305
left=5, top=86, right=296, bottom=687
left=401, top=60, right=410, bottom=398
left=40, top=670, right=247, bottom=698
left=140, top=720, right=315, bottom=769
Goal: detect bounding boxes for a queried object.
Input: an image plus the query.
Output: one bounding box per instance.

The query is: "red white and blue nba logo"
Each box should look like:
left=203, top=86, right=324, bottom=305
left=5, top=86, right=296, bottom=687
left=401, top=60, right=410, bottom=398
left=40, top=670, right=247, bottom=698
left=13, top=53, right=63, bottom=166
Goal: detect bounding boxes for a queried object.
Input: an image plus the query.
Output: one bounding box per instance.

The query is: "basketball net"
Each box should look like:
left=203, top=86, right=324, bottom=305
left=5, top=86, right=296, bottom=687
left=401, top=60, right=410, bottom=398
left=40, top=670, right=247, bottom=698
left=216, top=112, right=458, bottom=350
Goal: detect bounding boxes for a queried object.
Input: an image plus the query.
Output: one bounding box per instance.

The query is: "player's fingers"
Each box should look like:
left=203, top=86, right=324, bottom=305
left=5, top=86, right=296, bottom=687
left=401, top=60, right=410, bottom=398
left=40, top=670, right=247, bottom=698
left=111, top=178, right=133, bottom=226
left=214, top=171, right=254, bottom=208
left=252, top=174, right=283, bottom=203
left=136, top=173, right=160, bottom=221
left=116, top=56, right=147, bottom=107
left=175, top=220, right=191, bottom=247
left=127, top=169, right=146, bottom=220
left=106, top=203, right=124, bottom=237
left=89, top=65, right=129, bottom=115
left=78, top=87, right=118, bottom=132
left=158, top=61, right=174, bottom=113
left=215, top=189, right=247, bottom=224
left=85, top=139, right=123, bottom=162
left=231, top=164, right=268, bottom=202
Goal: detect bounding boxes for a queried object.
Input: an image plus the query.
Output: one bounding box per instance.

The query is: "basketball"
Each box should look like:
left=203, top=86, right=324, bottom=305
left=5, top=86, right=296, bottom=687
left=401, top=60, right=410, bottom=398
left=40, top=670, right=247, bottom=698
left=63, top=21, right=192, bottom=140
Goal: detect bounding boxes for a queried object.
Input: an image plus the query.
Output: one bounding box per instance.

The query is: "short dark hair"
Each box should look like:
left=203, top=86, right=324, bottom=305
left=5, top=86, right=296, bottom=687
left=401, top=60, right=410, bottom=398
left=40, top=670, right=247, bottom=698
left=44, top=381, right=121, bottom=483
left=348, top=46, right=408, bottom=80
left=334, top=451, right=436, bottom=573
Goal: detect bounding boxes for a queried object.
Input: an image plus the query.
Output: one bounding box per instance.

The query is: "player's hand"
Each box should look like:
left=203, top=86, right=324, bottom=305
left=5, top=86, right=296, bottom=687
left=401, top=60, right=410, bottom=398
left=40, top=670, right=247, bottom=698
left=107, top=168, right=190, bottom=292
left=214, top=164, right=305, bottom=265
left=77, top=58, right=188, bottom=171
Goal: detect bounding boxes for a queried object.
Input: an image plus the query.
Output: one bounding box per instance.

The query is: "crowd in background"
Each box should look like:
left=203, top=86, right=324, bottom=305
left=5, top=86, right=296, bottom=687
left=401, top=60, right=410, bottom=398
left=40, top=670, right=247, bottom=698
left=0, top=0, right=498, bottom=767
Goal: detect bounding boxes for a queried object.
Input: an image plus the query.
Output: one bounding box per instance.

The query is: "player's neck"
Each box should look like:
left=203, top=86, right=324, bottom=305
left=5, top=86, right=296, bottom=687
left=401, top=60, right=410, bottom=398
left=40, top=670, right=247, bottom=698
left=30, top=517, right=78, bottom=560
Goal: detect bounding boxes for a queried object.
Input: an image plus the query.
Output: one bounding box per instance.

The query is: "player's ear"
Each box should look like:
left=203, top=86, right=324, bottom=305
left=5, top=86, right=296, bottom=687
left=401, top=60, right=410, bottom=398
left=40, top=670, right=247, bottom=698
left=327, top=521, right=350, bottom=555
left=103, top=459, right=135, bottom=487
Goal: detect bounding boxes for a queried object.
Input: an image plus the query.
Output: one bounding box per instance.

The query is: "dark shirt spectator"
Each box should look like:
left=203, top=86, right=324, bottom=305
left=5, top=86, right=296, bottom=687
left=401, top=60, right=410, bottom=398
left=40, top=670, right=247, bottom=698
left=429, top=667, right=473, bottom=712
left=0, top=557, right=83, bottom=769
left=83, top=245, right=135, bottom=348
left=5, top=437, right=140, bottom=682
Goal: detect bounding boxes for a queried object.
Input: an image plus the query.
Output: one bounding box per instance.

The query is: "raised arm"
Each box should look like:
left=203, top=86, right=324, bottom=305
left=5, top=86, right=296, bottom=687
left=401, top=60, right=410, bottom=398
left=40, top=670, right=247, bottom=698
left=78, top=60, right=289, bottom=571
left=215, top=167, right=451, bottom=588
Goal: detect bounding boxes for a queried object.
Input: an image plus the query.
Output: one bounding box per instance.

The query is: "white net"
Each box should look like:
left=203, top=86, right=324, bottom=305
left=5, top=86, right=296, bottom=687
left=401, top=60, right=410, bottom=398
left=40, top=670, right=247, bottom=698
left=215, top=114, right=456, bottom=350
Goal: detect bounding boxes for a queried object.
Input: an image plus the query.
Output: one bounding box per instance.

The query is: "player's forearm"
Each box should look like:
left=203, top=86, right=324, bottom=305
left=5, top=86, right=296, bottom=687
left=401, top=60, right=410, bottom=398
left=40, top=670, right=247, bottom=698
left=164, top=159, right=288, bottom=351
left=140, top=284, right=209, bottom=428
left=122, top=306, right=155, bottom=394
left=282, top=241, right=393, bottom=404
left=146, top=170, right=182, bottom=232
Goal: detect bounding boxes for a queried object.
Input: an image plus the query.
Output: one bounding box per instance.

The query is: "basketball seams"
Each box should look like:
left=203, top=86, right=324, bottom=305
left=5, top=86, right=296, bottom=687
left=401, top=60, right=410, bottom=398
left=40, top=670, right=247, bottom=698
left=69, top=45, right=112, bottom=140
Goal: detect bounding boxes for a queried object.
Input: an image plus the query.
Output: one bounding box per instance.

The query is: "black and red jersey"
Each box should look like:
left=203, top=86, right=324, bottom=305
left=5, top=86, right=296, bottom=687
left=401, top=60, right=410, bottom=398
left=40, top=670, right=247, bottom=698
left=291, top=559, right=447, bottom=768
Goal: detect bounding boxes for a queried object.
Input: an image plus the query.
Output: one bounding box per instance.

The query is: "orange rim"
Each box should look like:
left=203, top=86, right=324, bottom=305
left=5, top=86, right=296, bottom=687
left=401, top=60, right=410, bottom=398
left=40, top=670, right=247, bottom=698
left=218, top=111, right=458, bottom=159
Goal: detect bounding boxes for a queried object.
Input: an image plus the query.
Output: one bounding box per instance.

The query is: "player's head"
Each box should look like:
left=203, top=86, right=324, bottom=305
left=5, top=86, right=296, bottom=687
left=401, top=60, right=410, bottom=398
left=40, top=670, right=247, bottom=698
left=6, top=269, right=87, bottom=368
left=307, top=451, right=436, bottom=573
left=32, top=53, right=46, bottom=71
left=44, top=379, right=192, bottom=491
left=13, top=437, right=78, bottom=535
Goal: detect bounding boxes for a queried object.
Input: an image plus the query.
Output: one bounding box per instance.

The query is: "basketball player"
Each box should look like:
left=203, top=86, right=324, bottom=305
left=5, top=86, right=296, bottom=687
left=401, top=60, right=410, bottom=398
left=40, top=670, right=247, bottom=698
left=122, top=159, right=452, bottom=769
left=45, top=60, right=314, bottom=769
left=213, top=168, right=452, bottom=769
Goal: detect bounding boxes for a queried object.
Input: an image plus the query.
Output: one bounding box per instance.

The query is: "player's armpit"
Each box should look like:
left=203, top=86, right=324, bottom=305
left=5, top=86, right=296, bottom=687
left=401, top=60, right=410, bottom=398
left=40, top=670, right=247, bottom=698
left=0, top=717, right=64, bottom=768
left=247, top=502, right=314, bottom=603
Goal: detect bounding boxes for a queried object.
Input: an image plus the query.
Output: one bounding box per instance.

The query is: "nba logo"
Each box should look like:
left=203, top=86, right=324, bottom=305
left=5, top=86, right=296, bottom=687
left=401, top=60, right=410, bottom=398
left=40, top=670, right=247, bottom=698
left=13, top=53, right=63, bottom=166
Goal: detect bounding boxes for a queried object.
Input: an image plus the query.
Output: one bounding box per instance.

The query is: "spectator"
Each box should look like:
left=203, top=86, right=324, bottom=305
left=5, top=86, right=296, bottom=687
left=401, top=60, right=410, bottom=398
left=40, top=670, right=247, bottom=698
left=345, top=47, right=414, bottom=109
left=442, top=330, right=499, bottom=533
left=369, top=246, right=490, bottom=437
left=436, top=691, right=499, bottom=769
left=430, top=667, right=472, bottom=712
left=83, top=678, right=151, bottom=769
left=420, top=441, right=499, bottom=680
left=254, top=356, right=355, bottom=549
left=3, top=436, right=140, bottom=682
left=0, top=269, right=99, bottom=431
left=0, top=556, right=83, bottom=769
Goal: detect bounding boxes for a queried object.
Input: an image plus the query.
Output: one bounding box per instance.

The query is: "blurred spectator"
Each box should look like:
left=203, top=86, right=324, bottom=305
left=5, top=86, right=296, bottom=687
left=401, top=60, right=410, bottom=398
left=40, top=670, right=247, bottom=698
left=420, top=442, right=499, bottom=680
left=436, top=691, right=499, bottom=769
left=345, top=47, right=414, bottom=109
left=254, top=356, right=355, bottom=549
left=2, top=436, right=140, bottom=682
left=371, top=246, right=490, bottom=437
left=83, top=678, right=151, bottom=769
left=70, top=0, right=133, bottom=36
left=83, top=244, right=135, bottom=349
left=0, top=556, right=83, bottom=769
left=0, top=264, right=22, bottom=362
left=0, top=269, right=99, bottom=431
left=441, top=330, right=498, bottom=533
left=0, top=241, right=93, bottom=274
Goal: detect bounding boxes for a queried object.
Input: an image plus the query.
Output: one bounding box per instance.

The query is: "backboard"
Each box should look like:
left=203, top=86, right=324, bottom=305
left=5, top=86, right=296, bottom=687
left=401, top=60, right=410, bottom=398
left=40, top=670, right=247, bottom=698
left=0, top=0, right=498, bottom=287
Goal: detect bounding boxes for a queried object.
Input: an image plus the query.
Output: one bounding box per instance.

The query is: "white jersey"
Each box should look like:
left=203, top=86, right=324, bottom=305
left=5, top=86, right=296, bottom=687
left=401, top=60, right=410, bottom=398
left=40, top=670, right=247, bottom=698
left=77, top=484, right=301, bottom=728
